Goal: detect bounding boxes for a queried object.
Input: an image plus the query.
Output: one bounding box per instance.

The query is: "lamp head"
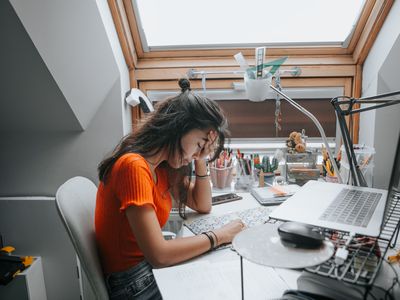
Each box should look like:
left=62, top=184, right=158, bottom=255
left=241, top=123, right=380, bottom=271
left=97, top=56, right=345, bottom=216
left=125, top=88, right=154, bottom=113
left=244, top=73, right=272, bottom=102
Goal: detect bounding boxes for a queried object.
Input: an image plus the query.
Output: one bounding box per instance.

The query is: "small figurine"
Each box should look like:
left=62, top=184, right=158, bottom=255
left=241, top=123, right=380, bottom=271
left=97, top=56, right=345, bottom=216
left=286, top=130, right=307, bottom=153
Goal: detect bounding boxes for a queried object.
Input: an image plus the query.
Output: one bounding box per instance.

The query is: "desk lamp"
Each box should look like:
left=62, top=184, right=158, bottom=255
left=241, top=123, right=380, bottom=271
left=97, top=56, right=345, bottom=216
left=188, top=59, right=342, bottom=183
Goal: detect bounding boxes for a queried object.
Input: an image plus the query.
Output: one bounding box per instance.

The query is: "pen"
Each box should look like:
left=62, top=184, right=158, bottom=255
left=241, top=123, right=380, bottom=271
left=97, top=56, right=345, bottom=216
left=325, top=160, right=334, bottom=176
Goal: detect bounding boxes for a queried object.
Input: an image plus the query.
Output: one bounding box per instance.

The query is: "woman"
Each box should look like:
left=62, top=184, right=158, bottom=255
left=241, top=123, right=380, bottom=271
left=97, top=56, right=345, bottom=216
left=95, top=78, right=244, bottom=299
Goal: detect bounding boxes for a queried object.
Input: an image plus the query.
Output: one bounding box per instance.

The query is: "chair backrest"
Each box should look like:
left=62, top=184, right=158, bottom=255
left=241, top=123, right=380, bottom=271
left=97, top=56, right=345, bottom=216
left=56, top=176, right=109, bottom=300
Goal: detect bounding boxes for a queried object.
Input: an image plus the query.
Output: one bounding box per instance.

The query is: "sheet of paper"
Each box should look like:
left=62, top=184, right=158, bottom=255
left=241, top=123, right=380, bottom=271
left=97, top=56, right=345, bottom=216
left=218, top=260, right=290, bottom=299
left=274, top=267, right=301, bottom=290
left=153, top=261, right=238, bottom=300
left=153, top=258, right=290, bottom=300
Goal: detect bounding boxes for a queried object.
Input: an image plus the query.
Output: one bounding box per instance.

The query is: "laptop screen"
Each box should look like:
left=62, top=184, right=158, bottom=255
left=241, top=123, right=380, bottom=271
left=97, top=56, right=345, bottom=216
left=382, top=133, right=400, bottom=229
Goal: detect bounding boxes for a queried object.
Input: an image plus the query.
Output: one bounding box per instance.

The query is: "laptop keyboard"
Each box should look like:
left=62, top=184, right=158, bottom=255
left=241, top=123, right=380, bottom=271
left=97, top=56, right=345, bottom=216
left=319, top=188, right=382, bottom=227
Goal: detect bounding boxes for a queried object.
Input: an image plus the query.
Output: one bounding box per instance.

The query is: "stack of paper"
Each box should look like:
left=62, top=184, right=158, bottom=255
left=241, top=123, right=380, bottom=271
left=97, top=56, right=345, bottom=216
left=251, top=184, right=301, bottom=206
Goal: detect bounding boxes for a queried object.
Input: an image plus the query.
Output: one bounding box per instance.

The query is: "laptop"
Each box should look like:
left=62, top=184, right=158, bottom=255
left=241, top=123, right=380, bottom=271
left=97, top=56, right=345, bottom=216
left=270, top=135, right=400, bottom=237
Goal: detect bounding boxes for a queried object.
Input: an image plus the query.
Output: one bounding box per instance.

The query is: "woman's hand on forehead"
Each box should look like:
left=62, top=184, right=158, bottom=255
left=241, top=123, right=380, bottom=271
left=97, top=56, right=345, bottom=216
left=197, top=130, right=218, bottom=160
left=207, top=130, right=218, bottom=144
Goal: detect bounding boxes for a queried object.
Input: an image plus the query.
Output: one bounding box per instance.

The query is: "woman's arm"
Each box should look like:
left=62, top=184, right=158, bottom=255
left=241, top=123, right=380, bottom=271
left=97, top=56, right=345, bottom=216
left=186, top=130, right=218, bottom=213
left=186, top=159, right=212, bottom=213
left=125, top=204, right=244, bottom=268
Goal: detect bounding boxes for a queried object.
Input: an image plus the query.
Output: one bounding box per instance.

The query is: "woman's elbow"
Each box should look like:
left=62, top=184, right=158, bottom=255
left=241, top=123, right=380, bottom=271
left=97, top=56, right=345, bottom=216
left=148, top=257, right=168, bottom=268
left=197, top=205, right=212, bottom=214
left=145, top=245, right=172, bottom=268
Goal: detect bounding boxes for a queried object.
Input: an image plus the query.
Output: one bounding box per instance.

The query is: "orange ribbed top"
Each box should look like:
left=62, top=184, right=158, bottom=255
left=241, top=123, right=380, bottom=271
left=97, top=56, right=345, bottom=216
left=95, top=153, right=171, bottom=274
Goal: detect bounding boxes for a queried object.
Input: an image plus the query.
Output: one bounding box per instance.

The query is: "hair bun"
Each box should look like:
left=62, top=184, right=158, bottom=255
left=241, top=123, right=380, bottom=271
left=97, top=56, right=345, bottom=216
left=178, top=78, right=191, bottom=92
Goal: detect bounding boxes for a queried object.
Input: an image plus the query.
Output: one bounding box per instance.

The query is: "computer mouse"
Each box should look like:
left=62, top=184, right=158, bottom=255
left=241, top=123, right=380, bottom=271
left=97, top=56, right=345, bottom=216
left=278, top=222, right=324, bottom=249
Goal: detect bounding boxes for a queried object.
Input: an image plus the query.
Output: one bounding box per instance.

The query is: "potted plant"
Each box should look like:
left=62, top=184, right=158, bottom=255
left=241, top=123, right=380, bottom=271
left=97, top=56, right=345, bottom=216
left=254, top=150, right=283, bottom=186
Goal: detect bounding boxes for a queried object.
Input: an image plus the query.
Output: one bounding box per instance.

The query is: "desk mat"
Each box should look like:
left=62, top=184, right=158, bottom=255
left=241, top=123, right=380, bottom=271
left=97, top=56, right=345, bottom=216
left=232, top=222, right=335, bottom=269
left=184, top=206, right=273, bottom=235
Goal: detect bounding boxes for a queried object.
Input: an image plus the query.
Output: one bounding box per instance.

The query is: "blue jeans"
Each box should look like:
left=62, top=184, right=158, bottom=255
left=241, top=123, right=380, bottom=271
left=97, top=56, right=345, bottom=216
left=105, top=260, right=162, bottom=300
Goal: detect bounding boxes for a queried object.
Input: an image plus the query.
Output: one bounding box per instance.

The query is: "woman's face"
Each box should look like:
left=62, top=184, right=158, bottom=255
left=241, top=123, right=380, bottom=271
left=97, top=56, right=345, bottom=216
left=168, top=128, right=210, bottom=168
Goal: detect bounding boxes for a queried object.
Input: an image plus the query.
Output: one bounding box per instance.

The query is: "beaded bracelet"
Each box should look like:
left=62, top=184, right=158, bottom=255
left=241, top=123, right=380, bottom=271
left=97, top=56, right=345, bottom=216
left=209, top=230, right=219, bottom=247
left=201, top=231, right=214, bottom=251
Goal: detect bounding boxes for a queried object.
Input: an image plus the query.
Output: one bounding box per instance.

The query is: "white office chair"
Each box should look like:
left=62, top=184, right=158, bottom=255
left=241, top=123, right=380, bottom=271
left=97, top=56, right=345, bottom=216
left=56, top=176, right=109, bottom=300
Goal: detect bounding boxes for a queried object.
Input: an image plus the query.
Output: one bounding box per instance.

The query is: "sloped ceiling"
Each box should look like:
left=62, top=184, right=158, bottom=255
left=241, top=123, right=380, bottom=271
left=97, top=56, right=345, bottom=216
left=0, top=0, right=120, bottom=132
left=0, top=1, right=81, bottom=132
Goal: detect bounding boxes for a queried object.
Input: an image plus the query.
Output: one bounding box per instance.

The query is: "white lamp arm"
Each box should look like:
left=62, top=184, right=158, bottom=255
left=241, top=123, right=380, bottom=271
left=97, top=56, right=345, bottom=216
left=270, top=85, right=342, bottom=183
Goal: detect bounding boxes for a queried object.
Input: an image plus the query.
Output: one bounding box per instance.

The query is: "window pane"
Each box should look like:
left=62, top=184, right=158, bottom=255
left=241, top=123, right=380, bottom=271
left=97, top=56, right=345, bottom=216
left=135, top=0, right=365, bottom=49
left=217, top=99, right=336, bottom=138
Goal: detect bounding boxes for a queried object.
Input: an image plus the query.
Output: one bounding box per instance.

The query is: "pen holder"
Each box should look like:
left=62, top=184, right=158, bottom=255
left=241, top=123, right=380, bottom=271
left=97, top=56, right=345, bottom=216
left=340, top=144, right=375, bottom=187
left=210, top=166, right=234, bottom=189
left=244, top=73, right=272, bottom=102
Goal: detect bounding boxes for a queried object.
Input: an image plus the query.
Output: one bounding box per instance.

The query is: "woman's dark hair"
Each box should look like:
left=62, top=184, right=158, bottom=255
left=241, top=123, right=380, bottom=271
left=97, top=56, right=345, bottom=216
left=98, top=78, right=229, bottom=218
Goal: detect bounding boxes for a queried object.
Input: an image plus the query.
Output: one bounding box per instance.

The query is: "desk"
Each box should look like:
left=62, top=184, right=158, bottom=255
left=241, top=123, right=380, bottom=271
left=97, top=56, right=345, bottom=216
left=154, top=192, right=400, bottom=300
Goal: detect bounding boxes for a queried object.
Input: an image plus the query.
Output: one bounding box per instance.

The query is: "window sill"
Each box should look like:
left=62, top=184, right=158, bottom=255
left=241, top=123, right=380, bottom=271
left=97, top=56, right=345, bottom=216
left=225, top=137, right=336, bottom=154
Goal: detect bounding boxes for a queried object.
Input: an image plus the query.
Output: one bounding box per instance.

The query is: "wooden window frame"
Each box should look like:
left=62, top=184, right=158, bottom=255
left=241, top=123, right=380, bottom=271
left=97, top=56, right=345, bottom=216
left=107, top=0, right=394, bottom=143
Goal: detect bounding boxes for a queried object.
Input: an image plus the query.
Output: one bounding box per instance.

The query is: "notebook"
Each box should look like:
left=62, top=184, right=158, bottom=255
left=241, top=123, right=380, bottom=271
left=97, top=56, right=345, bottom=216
left=270, top=135, right=400, bottom=237
left=251, top=184, right=300, bottom=206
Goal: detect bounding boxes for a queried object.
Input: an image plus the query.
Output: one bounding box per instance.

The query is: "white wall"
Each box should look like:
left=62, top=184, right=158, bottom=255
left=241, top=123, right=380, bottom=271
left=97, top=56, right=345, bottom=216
left=96, top=0, right=133, bottom=135
left=1, top=80, right=124, bottom=196
left=360, top=0, right=400, bottom=189
left=0, top=0, right=133, bottom=299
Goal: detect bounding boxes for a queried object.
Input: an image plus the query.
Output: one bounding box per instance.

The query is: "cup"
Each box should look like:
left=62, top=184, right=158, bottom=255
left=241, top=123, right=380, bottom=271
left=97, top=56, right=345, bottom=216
left=325, top=175, right=339, bottom=183
left=210, top=166, right=234, bottom=189
left=235, top=174, right=254, bottom=191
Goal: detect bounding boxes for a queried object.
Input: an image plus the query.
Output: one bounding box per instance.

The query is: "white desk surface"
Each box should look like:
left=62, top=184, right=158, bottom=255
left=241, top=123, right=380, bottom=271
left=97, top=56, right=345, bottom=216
left=154, top=192, right=400, bottom=300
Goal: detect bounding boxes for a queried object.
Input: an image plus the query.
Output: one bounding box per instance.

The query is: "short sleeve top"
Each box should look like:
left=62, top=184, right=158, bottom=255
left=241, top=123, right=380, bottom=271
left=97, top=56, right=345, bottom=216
left=95, top=153, right=172, bottom=274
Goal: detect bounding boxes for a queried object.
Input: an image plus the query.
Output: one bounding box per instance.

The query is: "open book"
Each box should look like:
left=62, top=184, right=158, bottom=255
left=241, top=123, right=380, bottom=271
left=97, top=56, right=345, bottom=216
left=184, top=206, right=272, bottom=236
left=251, top=184, right=300, bottom=206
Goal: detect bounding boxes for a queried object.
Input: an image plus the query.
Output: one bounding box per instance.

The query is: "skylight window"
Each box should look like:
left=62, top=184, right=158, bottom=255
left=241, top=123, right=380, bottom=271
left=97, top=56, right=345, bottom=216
left=134, top=0, right=365, bottom=51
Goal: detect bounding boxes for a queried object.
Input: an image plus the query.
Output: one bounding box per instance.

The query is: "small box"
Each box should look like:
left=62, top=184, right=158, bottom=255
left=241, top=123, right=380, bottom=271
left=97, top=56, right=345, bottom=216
left=285, top=152, right=319, bottom=185
left=210, top=166, right=234, bottom=189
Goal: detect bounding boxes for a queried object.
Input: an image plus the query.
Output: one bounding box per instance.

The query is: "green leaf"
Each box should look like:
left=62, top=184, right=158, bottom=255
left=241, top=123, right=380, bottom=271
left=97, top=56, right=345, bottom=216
left=247, top=56, right=288, bottom=76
